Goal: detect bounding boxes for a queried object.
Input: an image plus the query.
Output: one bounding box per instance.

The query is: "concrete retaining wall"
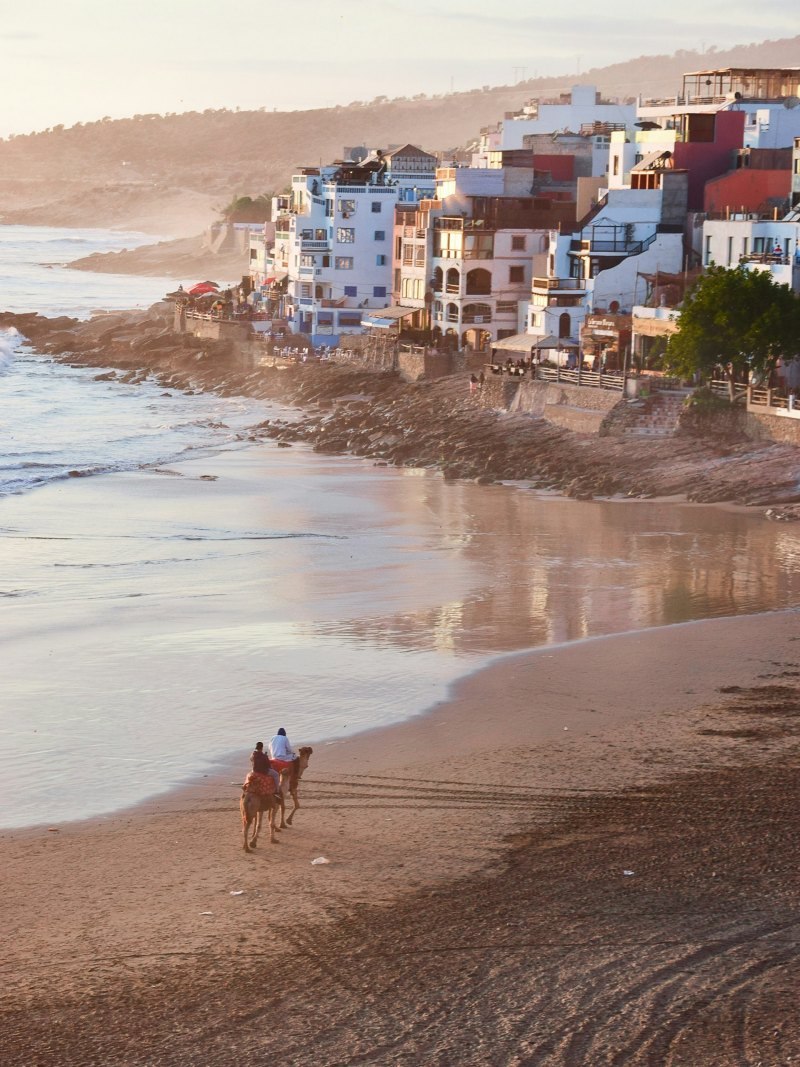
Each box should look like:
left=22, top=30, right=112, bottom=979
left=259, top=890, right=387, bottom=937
left=508, top=378, right=622, bottom=432
left=397, top=351, right=451, bottom=381
left=745, top=410, right=800, bottom=446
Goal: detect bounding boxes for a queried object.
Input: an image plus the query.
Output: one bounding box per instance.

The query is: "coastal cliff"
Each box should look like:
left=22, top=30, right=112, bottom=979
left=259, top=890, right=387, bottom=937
left=4, top=307, right=800, bottom=515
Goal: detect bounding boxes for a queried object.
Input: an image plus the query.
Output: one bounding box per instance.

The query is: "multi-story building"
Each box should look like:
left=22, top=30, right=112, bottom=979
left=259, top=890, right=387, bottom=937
left=623, top=68, right=800, bottom=210
left=791, top=135, right=800, bottom=212
left=390, top=163, right=576, bottom=352
left=477, top=85, right=635, bottom=159
left=701, top=216, right=800, bottom=288
left=253, top=145, right=436, bottom=346
left=524, top=154, right=688, bottom=364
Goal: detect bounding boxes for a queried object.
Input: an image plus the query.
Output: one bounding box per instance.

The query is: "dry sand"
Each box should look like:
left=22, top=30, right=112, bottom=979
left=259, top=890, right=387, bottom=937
left=2, top=611, right=799, bottom=1066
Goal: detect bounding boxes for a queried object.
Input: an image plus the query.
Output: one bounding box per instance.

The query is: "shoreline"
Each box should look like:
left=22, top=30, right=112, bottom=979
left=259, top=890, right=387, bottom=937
left=3, top=606, right=796, bottom=838
left=3, top=608, right=799, bottom=1064
left=2, top=306, right=800, bottom=512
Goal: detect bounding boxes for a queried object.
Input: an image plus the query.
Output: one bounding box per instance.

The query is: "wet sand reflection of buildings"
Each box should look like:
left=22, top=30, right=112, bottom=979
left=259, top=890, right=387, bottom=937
left=311, top=477, right=800, bottom=657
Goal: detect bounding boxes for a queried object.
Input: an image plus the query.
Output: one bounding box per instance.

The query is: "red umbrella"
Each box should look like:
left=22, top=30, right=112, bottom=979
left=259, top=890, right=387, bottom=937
left=188, top=282, right=219, bottom=296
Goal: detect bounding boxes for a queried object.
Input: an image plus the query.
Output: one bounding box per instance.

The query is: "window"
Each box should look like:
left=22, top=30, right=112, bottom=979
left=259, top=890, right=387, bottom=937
left=339, top=313, right=362, bottom=326
left=704, top=236, right=712, bottom=266
left=373, top=286, right=386, bottom=298
left=402, top=244, right=414, bottom=265
left=249, top=249, right=257, bottom=259
left=336, top=257, right=354, bottom=270
left=414, top=246, right=426, bottom=267
left=613, top=155, right=620, bottom=176
left=509, top=265, right=524, bottom=283
left=301, top=283, right=311, bottom=298
left=753, top=237, right=765, bottom=254
left=338, top=199, right=356, bottom=216
left=344, top=285, right=358, bottom=297
left=374, top=230, right=385, bottom=241
left=511, top=234, right=526, bottom=251
left=337, top=227, right=355, bottom=243
left=322, top=255, right=330, bottom=267
left=371, top=201, right=382, bottom=213
left=727, top=236, right=733, bottom=265
left=376, top=254, right=387, bottom=266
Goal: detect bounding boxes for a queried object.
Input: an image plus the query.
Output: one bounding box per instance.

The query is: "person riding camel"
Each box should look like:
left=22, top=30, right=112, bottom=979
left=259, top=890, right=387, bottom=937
left=268, top=727, right=298, bottom=773
left=242, top=740, right=280, bottom=798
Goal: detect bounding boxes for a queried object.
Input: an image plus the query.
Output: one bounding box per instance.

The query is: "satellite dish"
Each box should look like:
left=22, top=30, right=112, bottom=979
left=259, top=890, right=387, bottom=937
left=784, top=96, right=800, bottom=109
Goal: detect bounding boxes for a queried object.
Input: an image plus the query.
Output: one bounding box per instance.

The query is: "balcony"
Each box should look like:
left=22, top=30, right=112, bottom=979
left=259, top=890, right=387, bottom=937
left=435, top=217, right=495, bottom=233
left=532, top=277, right=586, bottom=292
left=301, top=239, right=330, bottom=251
left=569, top=231, right=657, bottom=257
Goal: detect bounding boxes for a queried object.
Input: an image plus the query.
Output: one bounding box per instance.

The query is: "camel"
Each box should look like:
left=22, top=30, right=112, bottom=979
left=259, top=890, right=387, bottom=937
left=277, top=746, right=313, bottom=827
left=240, top=790, right=280, bottom=852
left=240, top=747, right=313, bottom=850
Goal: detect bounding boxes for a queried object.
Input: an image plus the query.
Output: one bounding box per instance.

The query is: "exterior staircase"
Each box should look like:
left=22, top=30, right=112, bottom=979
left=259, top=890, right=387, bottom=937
left=618, top=389, right=690, bottom=438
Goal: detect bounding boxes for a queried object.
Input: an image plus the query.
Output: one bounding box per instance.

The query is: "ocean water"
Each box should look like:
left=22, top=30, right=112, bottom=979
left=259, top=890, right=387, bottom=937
left=1, top=225, right=799, bottom=830
left=0, top=223, right=177, bottom=317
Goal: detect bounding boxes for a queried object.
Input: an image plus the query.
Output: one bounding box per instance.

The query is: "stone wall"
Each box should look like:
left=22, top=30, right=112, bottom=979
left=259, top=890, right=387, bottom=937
left=475, top=375, right=519, bottom=410
left=745, top=410, right=800, bottom=446
left=508, top=378, right=623, bottom=433
left=397, top=350, right=452, bottom=381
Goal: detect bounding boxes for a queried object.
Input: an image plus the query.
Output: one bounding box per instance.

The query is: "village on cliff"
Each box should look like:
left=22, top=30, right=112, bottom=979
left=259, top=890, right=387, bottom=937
left=172, top=64, right=800, bottom=443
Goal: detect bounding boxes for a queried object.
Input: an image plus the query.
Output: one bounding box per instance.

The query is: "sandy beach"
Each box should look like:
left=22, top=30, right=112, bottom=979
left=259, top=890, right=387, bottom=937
left=2, top=608, right=798, bottom=1066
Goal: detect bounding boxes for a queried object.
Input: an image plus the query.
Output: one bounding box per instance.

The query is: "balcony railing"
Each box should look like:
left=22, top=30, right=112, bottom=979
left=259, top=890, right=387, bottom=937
left=570, top=231, right=658, bottom=257
left=536, top=366, right=625, bottom=392
left=748, top=387, right=799, bottom=417
left=532, top=277, right=585, bottom=291
left=435, top=217, right=495, bottom=232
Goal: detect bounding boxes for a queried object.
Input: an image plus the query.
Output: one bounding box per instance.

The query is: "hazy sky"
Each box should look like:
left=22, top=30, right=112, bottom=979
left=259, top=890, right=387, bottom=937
left=0, top=0, right=795, bottom=136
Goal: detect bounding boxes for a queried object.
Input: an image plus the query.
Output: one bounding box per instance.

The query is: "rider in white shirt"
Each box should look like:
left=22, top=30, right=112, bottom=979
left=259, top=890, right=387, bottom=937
left=268, top=727, right=298, bottom=771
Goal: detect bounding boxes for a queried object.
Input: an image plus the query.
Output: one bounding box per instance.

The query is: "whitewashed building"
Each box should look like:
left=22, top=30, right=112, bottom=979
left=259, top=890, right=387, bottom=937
left=701, top=217, right=800, bottom=291
left=477, top=85, right=635, bottom=159
left=525, top=158, right=688, bottom=357
left=253, top=145, right=436, bottom=345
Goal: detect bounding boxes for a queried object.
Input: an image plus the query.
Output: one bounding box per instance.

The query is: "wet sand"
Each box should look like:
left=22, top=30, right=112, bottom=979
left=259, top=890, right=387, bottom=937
left=2, top=609, right=799, bottom=1065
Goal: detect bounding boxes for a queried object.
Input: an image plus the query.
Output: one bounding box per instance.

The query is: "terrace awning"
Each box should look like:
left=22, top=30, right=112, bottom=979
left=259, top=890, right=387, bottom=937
left=490, top=332, right=539, bottom=353
left=361, top=305, right=417, bottom=328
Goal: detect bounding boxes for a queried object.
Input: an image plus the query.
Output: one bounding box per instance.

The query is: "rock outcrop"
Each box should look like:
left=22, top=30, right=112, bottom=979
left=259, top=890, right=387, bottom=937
left=3, top=309, right=800, bottom=515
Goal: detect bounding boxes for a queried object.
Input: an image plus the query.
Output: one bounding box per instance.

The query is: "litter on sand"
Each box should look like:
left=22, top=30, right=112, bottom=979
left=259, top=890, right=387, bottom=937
left=200, top=911, right=214, bottom=916
left=311, top=857, right=330, bottom=865
left=623, top=870, right=635, bottom=876
left=229, top=890, right=246, bottom=896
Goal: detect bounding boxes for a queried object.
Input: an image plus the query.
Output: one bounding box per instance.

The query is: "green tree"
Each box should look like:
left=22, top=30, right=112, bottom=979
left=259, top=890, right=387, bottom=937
left=220, top=193, right=273, bottom=223
left=665, top=265, right=800, bottom=400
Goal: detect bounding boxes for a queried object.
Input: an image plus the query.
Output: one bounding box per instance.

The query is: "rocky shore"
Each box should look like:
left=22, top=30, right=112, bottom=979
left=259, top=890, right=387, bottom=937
left=4, top=307, right=800, bottom=515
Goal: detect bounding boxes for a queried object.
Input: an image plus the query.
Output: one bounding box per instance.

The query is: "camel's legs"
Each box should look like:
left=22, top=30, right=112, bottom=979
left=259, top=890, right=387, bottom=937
left=285, top=788, right=299, bottom=826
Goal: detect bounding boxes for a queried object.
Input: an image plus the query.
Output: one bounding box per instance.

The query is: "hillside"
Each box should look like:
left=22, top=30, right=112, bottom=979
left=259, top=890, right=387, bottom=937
left=1, top=35, right=797, bottom=237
